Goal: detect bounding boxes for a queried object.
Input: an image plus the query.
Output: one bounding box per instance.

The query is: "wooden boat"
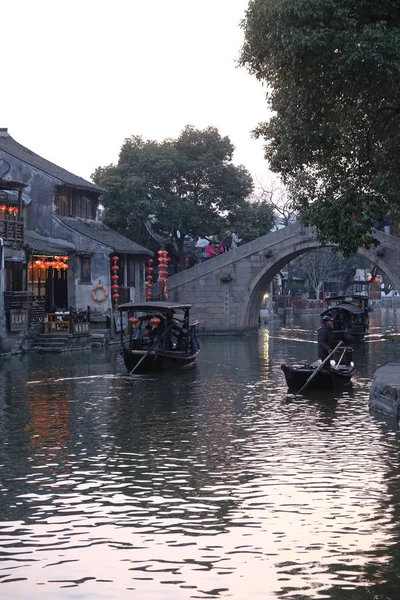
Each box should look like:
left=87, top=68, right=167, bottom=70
left=320, top=294, right=370, bottom=341
left=117, top=301, right=200, bottom=374
left=281, top=347, right=355, bottom=392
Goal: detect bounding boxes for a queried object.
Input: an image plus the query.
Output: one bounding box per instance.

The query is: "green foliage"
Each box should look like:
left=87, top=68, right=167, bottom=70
left=227, top=198, right=275, bottom=243
left=240, top=0, right=400, bottom=255
left=92, top=126, right=254, bottom=266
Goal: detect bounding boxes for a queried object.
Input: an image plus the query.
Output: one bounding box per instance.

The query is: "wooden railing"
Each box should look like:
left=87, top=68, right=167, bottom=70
left=0, top=218, right=24, bottom=243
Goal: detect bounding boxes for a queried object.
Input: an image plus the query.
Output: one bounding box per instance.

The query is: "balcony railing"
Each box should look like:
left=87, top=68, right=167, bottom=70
left=0, top=218, right=24, bottom=243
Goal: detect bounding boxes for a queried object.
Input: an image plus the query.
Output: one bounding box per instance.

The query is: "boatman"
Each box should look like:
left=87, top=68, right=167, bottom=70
left=317, top=315, right=336, bottom=361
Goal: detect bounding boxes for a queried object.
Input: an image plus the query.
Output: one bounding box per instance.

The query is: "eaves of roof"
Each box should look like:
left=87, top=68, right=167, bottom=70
left=58, top=216, right=153, bottom=255
left=0, top=132, right=106, bottom=193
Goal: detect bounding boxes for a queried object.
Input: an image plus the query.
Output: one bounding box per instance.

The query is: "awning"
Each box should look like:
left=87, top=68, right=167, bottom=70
left=4, top=247, right=25, bottom=262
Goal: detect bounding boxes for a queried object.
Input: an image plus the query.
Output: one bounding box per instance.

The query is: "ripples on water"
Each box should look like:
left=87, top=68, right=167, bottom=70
left=1, top=310, right=400, bottom=599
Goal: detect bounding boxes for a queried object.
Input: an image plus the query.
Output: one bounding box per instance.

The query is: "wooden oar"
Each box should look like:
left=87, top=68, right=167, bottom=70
left=296, top=341, right=343, bottom=395
left=129, top=340, right=157, bottom=375
left=128, top=320, right=178, bottom=375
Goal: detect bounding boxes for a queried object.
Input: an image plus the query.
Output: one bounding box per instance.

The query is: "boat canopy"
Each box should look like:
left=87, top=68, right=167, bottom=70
left=321, top=303, right=364, bottom=315
left=118, top=301, right=192, bottom=312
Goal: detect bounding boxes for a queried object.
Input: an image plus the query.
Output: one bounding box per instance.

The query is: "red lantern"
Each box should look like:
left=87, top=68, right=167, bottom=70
left=145, top=291, right=152, bottom=298
left=146, top=267, right=153, bottom=274
left=129, top=316, right=140, bottom=327
left=111, top=255, right=119, bottom=262
left=112, top=275, right=119, bottom=282
left=112, top=284, right=119, bottom=291
left=145, top=283, right=152, bottom=289
left=145, top=275, right=153, bottom=281
left=147, top=258, right=153, bottom=265
left=112, top=265, right=119, bottom=272
left=150, top=317, right=161, bottom=328
left=112, top=293, right=120, bottom=300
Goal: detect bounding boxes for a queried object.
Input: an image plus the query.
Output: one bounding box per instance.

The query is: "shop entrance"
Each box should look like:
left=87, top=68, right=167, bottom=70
left=29, top=255, right=69, bottom=313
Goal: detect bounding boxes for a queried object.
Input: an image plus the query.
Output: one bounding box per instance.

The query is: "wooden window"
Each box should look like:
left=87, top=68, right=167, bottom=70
left=76, top=196, right=91, bottom=219
left=4, top=261, right=24, bottom=292
left=55, top=195, right=70, bottom=216
left=80, top=256, right=91, bottom=283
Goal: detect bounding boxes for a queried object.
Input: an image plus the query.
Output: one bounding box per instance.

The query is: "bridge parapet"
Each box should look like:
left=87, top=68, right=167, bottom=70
left=165, top=225, right=400, bottom=334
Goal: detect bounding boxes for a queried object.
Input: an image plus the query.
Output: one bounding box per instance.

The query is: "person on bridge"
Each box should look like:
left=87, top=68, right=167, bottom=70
left=205, top=242, right=217, bottom=260
left=317, top=315, right=336, bottom=361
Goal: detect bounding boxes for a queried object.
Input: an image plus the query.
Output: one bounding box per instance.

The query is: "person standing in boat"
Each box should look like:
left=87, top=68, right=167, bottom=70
left=318, top=315, right=336, bottom=361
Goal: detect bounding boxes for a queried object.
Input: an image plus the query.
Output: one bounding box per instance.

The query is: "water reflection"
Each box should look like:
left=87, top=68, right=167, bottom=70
left=0, top=312, right=399, bottom=598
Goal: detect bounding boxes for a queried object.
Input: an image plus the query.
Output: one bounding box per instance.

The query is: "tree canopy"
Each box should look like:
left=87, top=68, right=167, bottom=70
left=92, top=126, right=264, bottom=266
left=240, top=0, right=400, bottom=255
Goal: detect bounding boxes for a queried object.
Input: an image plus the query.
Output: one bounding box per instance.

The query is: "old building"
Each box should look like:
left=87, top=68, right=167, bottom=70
left=0, top=128, right=152, bottom=353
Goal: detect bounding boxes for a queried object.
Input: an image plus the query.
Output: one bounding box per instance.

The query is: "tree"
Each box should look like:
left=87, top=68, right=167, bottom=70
left=254, top=178, right=297, bottom=227
left=92, top=126, right=254, bottom=267
left=288, top=249, right=340, bottom=298
left=227, top=196, right=275, bottom=243
left=240, top=0, right=400, bottom=255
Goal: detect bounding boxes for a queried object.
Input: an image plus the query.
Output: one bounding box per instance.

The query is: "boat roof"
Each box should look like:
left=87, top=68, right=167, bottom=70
left=118, top=301, right=192, bottom=312
left=321, top=303, right=364, bottom=315
left=326, top=295, right=368, bottom=302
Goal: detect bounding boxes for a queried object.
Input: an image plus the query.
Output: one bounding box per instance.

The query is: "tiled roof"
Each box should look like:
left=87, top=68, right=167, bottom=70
left=59, top=217, right=153, bottom=255
left=0, top=130, right=106, bottom=193
left=25, top=230, right=75, bottom=255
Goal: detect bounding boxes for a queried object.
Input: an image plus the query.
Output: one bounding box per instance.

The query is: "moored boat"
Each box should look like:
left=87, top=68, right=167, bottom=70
left=118, top=301, right=200, bottom=374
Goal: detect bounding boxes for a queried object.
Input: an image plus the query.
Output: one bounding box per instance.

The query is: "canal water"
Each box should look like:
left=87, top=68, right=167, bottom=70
left=1, top=310, right=400, bottom=600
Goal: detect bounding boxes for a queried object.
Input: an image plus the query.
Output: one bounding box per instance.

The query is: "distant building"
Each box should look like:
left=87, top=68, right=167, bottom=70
left=0, top=128, right=152, bottom=354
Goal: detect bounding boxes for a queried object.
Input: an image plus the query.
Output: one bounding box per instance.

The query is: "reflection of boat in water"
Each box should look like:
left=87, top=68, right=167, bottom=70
left=118, top=302, right=200, bottom=374
left=281, top=347, right=355, bottom=392
left=320, top=295, right=370, bottom=341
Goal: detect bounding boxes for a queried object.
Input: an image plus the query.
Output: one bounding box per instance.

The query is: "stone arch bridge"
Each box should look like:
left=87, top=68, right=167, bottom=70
left=165, top=223, right=400, bottom=333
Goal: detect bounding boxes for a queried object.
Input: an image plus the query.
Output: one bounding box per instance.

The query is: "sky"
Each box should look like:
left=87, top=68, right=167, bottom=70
left=3, top=0, right=274, bottom=186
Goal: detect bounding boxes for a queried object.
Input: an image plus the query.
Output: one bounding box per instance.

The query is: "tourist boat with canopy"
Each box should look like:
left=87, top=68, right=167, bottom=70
left=320, top=294, right=370, bottom=341
left=118, top=301, right=200, bottom=374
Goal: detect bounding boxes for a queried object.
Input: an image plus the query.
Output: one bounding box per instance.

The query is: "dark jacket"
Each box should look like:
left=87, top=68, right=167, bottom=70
left=317, top=324, right=335, bottom=360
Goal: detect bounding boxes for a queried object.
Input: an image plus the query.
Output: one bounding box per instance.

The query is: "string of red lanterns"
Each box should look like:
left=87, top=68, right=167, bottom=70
left=158, top=250, right=169, bottom=301
left=0, top=205, right=19, bottom=215
left=30, top=255, right=69, bottom=270
left=111, top=255, right=120, bottom=306
left=145, top=258, right=154, bottom=300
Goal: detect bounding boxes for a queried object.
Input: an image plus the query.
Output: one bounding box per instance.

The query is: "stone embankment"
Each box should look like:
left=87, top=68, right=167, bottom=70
left=369, top=364, right=400, bottom=418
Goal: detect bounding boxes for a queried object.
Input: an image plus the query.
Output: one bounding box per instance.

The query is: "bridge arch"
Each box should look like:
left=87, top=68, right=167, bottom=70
left=167, top=225, right=400, bottom=333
